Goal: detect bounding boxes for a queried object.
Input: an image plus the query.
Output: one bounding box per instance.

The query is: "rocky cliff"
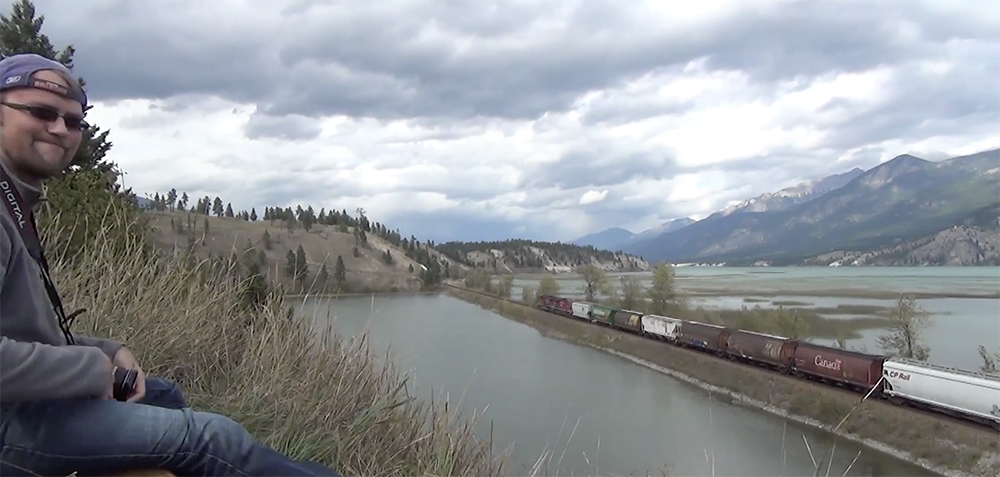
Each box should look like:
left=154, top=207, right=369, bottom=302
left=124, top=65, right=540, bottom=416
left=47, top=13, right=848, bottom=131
left=804, top=203, right=1000, bottom=266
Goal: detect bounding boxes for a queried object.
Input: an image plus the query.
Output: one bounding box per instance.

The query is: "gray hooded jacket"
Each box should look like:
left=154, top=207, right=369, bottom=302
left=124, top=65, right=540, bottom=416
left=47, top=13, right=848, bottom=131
left=0, top=159, right=121, bottom=402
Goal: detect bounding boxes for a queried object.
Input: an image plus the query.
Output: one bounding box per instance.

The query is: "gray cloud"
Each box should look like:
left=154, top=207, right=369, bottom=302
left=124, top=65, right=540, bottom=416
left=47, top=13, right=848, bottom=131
left=580, top=94, right=694, bottom=127
left=19, top=0, right=997, bottom=123
left=695, top=2, right=985, bottom=83
left=527, top=145, right=678, bottom=190
left=7, top=0, right=998, bottom=243
left=395, top=187, right=684, bottom=243
left=816, top=49, right=1000, bottom=151
left=243, top=113, right=323, bottom=141
left=388, top=209, right=523, bottom=243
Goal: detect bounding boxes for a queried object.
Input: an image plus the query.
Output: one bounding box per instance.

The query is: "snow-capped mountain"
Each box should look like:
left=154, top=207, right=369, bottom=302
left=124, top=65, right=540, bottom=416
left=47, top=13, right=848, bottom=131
left=718, top=168, right=865, bottom=217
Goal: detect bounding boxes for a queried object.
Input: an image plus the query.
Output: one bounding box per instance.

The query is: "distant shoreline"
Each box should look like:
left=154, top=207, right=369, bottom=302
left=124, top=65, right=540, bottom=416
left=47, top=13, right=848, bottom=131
left=683, top=289, right=1000, bottom=300
left=505, top=265, right=1000, bottom=275
left=288, top=287, right=1000, bottom=301
left=285, top=289, right=440, bottom=299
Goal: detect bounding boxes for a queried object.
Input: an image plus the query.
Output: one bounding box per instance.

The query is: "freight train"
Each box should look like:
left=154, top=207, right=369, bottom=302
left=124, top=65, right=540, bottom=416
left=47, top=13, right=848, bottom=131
left=535, top=294, right=1000, bottom=431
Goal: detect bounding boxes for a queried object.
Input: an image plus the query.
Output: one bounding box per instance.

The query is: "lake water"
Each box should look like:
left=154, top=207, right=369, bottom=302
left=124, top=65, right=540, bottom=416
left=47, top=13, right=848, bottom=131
left=508, top=267, right=1000, bottom=372
left=296, top=294, right=932, bottom=477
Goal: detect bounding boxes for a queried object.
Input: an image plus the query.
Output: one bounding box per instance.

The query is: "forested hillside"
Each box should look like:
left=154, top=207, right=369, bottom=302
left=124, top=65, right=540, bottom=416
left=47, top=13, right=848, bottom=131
left=436, top=239, right=650, bottom=273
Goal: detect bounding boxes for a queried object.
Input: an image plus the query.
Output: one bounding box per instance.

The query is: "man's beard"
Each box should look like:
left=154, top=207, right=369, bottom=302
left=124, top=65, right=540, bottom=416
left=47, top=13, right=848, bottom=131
left=0, top=141, right=70, bottom=185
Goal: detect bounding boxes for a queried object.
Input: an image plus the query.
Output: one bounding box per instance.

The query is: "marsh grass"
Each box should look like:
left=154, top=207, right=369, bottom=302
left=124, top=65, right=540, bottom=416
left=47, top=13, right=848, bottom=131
left=700, top=389, right=870, bottom=477
left=799, top=377, right=883, bottom=477
left=770, top=300, right=814, bottom=307
left=808, top=304, right=891, bottom=316
left=686, top=305, right=889, bottom=340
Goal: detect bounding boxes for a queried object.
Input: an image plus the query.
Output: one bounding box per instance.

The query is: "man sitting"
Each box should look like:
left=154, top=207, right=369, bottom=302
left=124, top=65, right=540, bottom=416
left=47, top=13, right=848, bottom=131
left=0, top=53, right=342, bottom=477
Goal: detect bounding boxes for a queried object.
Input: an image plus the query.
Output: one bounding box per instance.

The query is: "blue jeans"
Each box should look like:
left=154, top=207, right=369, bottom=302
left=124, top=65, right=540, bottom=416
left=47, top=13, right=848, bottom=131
left=0, top=377, right=342, bottom=476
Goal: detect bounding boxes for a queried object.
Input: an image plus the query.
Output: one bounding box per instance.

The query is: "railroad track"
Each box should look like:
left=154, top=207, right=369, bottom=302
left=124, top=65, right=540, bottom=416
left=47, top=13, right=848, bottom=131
left=444, top=284, right=1000, bottom=435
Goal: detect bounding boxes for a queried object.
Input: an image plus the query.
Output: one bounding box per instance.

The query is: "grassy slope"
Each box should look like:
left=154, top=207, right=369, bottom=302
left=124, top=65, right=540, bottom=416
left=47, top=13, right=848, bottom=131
left=46, top=206, right=511, bottom=476
left=146, top=211, right=432, bottom=293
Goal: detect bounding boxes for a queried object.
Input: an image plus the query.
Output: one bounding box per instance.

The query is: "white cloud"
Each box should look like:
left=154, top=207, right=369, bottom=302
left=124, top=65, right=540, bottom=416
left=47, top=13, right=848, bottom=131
left=578, top=190, right=609, bottom=205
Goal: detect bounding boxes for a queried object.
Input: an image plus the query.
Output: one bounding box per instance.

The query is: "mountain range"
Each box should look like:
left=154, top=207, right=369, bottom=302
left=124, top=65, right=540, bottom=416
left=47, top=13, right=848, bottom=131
left=572, top=218, right=694, bottom=251
left=575, top=148, right=1000, bottom=266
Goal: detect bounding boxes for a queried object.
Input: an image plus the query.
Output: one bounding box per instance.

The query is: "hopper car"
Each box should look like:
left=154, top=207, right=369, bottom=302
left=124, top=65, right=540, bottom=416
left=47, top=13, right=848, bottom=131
left=641, top=314, right=681, bottom=343
left=610, top=309, right=644, bottom=334
left=677, top=321, right=729, bottom=357
left=724, top=329, right=791, bottom=369
left=882, top=357, right=1000, bottom=429
left=570, top=301, right=593, bottom=321
left=590, top=304, right=616, bottom=325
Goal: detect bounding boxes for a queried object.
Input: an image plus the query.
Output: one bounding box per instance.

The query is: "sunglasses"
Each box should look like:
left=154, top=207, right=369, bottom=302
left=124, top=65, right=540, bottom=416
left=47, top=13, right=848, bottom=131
left=0, top=101, right=89, bottom=131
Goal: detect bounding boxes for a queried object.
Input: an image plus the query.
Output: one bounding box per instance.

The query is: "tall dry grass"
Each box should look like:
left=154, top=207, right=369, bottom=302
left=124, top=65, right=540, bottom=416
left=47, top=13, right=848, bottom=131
left=39, top=202, right=511, bottom=476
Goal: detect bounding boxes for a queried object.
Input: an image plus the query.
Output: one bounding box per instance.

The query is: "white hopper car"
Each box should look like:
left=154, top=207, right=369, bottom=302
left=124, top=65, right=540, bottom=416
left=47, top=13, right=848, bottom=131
left=641, top=314, right=682, bottom=342
left=882, top=357, right=1000, bottom=429
left=571, top=301, right=593, bottom=321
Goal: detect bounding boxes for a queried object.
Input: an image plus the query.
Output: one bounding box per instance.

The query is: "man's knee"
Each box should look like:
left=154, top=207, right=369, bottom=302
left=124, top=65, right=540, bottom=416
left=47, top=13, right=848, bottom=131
left=142, top=377, right=187, bottom=410
left=187, top=409, right=250, bottom=445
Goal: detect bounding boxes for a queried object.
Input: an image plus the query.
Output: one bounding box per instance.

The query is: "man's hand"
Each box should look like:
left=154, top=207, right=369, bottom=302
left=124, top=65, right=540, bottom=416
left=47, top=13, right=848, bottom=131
left=101, top=355, right=115, bottom=400
left=113, top=347, right=146, bottom=403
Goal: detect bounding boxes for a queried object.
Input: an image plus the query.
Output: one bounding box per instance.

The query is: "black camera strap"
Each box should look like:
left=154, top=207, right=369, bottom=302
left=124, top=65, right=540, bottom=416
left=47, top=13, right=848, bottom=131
left=0, top=166, right=82, bottom=345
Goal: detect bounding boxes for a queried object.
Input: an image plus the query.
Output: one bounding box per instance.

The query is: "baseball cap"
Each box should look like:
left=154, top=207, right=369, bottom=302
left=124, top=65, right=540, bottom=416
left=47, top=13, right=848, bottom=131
left=0, top=53, right=88, bottom=109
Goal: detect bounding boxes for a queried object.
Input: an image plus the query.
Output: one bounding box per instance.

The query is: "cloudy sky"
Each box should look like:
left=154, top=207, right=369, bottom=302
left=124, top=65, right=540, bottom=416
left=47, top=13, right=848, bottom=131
left=7, top=0, right=999, bottom=242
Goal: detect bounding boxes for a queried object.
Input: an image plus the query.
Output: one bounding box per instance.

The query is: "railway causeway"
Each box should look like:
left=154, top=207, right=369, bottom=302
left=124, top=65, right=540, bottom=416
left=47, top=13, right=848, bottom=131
left=445, top=284, right=1000, bottom=477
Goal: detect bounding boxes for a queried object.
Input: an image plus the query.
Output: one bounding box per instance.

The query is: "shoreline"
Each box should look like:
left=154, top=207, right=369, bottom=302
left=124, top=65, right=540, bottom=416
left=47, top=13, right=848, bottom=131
left=590, top=347, right=964, bottom=477
left=506, top=265, right=1000, bottom=274
left=290, top=287, right=1000, bottom=301
left=283, top=276, right=999, bottom=301
left=443, top=285, right=1000, bottom=477
left=285, top=289, right=441, bottom=299
left=521, top=287, right=1000, bottom=301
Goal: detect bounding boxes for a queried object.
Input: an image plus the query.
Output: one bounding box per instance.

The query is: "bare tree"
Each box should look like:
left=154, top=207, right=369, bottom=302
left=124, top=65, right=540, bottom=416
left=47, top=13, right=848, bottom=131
left=876, top=294, right=931, bottom=361
left=647, top=263, right=683, bottom=315
left=521, top=285, right=536, bottom=304
left=496, top=275, right=514, bottom=298
left=618, top=275, right=644, bottom=310
left=977, top=345, right=999, bottom=374
left=537, top=276, right=560, bottom=297
left=575, top=263, right=608, bottom=302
